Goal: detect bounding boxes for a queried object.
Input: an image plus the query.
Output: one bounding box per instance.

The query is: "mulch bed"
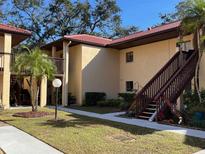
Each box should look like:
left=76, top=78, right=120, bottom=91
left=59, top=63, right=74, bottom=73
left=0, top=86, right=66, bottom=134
left=13, top=111, right=54, bottom=118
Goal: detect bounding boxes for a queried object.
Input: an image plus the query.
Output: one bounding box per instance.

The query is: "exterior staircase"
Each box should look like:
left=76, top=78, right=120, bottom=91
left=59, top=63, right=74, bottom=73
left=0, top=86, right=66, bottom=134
left=128, top=50, right=198, bottom=121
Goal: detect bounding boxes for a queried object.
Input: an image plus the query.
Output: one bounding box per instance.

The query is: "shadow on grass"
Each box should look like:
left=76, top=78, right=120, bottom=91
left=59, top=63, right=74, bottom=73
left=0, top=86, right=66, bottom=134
left=40, top=113, right=158, bottom=135
left=39, top=118, right=94, bottom=129
left=184, top=135, right=205, bottom=150
left=0, top=119, right=14, bottom=123
left=38, top=113, right=205, bottom=149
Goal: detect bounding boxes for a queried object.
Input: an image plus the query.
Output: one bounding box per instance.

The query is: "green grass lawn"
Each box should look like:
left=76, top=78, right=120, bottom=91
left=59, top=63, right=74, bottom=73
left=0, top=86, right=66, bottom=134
left=0, top=108, right=205, bottom=154
left=69, top=104, right=121, bottom=114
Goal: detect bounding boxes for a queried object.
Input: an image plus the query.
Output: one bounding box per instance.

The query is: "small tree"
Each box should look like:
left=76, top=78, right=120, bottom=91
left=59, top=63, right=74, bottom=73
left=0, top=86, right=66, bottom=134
left=13, top=47, right=56, bottom=111
left=180, top=0, right=205, bottom=103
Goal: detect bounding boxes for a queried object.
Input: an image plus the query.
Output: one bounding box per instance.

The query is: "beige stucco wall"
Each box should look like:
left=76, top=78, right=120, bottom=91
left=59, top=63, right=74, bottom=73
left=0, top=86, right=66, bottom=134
left=52, top=44, right=120, bottom=105
left=81, top=45, right=119, bottom=103
left=69, top=45, right=82, bottom=104
left=119, top=35, right=193, bottom=92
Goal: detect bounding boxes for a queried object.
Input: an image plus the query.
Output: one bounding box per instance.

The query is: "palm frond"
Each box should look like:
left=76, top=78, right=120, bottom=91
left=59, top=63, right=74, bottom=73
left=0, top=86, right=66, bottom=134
left=12, top=47, right=57, bottom=80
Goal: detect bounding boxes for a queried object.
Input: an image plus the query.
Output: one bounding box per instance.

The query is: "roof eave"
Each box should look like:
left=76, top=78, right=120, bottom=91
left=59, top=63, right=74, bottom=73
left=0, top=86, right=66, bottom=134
left=108, top=27, right=179, bottom=47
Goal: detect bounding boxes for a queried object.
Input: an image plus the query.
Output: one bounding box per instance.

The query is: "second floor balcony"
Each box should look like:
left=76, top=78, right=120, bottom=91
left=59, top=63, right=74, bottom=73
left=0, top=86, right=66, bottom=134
left=0, top=53, right=64, bottom=75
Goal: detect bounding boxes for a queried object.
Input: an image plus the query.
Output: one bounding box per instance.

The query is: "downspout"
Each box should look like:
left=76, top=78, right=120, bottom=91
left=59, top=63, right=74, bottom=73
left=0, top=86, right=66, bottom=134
left=66, top=41, right=72, bottom=83
left=64, top=41, right=71, bottom=106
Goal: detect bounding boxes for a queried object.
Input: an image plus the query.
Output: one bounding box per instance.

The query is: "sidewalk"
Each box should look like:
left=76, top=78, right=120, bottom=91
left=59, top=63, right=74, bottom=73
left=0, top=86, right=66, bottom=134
left=0, top=123, right=63, bottom=154
left=54, top=106, right=205, bottom=139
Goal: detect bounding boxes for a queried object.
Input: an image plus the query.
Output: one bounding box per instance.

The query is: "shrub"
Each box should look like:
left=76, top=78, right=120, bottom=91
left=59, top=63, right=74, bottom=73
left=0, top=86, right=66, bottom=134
left=119, top=101, right=133, bottom=110
left=97, top=99, right=123, bottom=107
left=84, top=92, right=106, bottom=106
left=68, top=93, right=76, bottom=105
left=118, top=93, right=135, bottom=102
left=189, top=104, right=205, bottom=115
left=118, top=93, right=135, bottom=110
left=183, top=90, right=205, bottom=113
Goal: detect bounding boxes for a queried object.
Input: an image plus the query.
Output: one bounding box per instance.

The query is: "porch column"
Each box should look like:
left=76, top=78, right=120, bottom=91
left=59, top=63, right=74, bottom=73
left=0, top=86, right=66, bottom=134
left=2, top=33, right=12, bottom=109
left=62, top=41, right=70, bottom=106
left=51, top=46, right=56, bottom=105
left=40, top=76, right=47, bottom=107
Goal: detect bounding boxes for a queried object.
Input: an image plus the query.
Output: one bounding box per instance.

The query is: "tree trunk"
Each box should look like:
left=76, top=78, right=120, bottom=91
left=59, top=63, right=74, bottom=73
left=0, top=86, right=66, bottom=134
left=35, top=86, right=40, bottom=111
left=30, top=76, right=35, bottom=112
left=194, top=29, right=202, bottom=103
left=34, top=79, right=41, bottom=111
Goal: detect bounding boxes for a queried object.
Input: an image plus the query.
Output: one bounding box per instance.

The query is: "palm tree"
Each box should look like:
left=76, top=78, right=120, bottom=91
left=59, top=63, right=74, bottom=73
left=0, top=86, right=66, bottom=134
left=13, top=47, right=56, bottom=111
left=180, top=0, right=205, bottom=103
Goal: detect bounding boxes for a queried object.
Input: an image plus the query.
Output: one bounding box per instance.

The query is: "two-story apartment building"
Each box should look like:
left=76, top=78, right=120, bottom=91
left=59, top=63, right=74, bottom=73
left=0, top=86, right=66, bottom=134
left=42, top=21, right=205, bottom=111
left=1, top=21, right=204, bottom=121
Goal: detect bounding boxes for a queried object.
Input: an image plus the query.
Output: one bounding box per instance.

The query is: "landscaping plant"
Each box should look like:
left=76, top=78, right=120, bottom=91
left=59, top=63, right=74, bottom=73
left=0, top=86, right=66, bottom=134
left=13, top=47, right=56, bottom=112
left=180, top=0, right=205, bottom=103
left=84, top=92, right=106, bottom=106
left=118, top=93, right=135, bottom=110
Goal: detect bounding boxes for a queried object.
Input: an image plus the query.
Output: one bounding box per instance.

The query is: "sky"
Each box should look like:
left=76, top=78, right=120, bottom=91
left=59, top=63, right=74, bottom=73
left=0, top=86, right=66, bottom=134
left=116, top=0, right=181, bottom=30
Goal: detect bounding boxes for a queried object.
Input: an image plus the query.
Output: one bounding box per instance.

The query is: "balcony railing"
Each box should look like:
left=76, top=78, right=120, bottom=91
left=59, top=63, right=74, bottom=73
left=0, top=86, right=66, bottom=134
left=0, top=53, right=64, bottom=75
left=49, top=57, right=64, bottom=74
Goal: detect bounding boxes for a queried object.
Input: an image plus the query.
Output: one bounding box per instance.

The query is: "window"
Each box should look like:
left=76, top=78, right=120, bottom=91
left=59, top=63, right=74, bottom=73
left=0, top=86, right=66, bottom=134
left=126, top=81, right=133, bottom=92
left=126, top=52, right=133, bottom=62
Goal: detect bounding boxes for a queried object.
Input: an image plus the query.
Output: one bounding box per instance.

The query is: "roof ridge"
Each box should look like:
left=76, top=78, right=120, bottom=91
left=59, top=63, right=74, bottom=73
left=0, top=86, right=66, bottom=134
left=111, top=21, right=181, bottom=43
left=150, top=20, right=181, bottom=29
left=64, top=34, right=112, bottom=41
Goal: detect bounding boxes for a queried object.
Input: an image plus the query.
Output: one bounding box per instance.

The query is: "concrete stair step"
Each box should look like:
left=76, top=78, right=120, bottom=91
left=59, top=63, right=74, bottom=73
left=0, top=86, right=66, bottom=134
left=142, top=111, right=153, bottom=115
left=146, top=107, right=156, bottom=111
left=138, top=115, right=150, bottom=119
left=149, top=104, right=156, bottom=107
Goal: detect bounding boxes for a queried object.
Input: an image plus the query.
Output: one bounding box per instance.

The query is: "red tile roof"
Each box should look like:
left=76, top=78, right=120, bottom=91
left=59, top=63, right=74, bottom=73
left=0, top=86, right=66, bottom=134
left=41, top=21, right=181, bottom=50
left=62, top=21, right=181, bottom=46
left=0, top=24, right=32, bottom=36
left=64, top=34, right=112, bottom=46
left=110, top=21, right=181, bottom=45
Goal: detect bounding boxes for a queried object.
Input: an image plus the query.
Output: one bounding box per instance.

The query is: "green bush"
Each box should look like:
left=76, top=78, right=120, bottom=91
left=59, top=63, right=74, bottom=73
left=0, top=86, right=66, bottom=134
left=68, top=93, right=76, bottom=105
left=84, top=92, right=106, bottom=106
left=183, top=90, right=205, bottom=113
left=118, top=93, right=135, bottom=102
left=97, top=99, right=123, bottom=107
left=119, top=101, right=133, bottom=110
left=190, top=119, right=205, bottom=128
left=189, top=104, right=205, bottom=114
left=118, top=93, right=135, bottom=110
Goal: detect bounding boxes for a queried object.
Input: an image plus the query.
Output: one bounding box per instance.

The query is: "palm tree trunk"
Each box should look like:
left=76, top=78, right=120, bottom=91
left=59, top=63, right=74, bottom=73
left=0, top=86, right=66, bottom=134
left=34, top=80, right=41, bottom=111
left=35, top=86, right=40, bottom=111
left=194, top=29, right=202, bottom=103
left=30, top=76, right=35, bottom=112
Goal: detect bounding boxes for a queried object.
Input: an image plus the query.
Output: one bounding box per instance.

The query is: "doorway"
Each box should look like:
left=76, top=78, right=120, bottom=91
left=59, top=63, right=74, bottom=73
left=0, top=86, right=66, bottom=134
left=10, top=75, right=31, bottom=107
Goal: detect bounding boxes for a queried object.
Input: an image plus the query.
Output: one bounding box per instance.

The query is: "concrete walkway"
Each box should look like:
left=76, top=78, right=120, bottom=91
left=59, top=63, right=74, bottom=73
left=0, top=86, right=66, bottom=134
left=194, top=150, right=205, bottom=154
left=54, top=106, right=205, bottom=139
left=0, top=124, right=63, bottom=154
